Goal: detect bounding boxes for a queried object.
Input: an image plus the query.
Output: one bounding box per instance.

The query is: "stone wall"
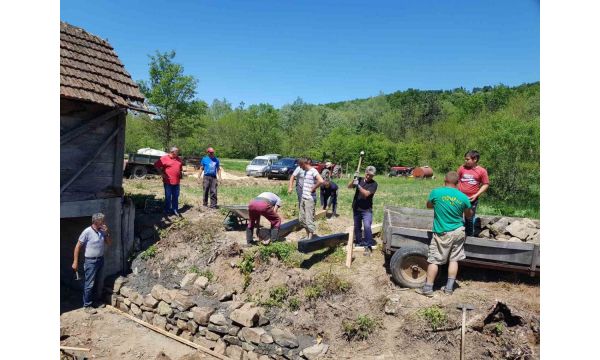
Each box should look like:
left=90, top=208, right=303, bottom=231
left=105, top=274, right=328, bottom=360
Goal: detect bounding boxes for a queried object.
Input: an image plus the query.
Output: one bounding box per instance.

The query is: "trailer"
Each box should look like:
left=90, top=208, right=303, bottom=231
left=123, top=153, right=162, bottom=179
left=383, top=206, right=540, bottom=288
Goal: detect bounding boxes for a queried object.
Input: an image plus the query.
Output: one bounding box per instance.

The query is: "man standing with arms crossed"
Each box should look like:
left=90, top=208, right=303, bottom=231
left=417, top=171, right=472, bottom=297
left=199, top=147, right=222, bottom=209
left=154, top=146, right=183, bottom=217
left=298, top=159, right=324, bottom=239
left=72, top=213, right=112, bottom=314
left=457, top=150, right=489, bottom=236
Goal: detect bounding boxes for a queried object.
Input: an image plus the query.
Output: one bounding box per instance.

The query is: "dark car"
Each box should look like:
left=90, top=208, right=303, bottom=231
left=267, top=158, right=298, bottom=180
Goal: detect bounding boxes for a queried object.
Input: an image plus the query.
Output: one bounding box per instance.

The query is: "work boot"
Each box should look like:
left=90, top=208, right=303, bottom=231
left=246, top=228, right=254, bottom=245
left=270, top=228, right=280, bottom=242
left=84, top=306, right=97, bottom=314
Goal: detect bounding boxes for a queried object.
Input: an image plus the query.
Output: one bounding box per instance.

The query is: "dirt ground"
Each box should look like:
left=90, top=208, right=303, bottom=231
left=60, top=178, right=539, bottom=360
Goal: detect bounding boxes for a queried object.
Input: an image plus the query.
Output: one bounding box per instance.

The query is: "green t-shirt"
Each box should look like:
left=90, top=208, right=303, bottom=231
left=427, top=187, right=472, bottom=233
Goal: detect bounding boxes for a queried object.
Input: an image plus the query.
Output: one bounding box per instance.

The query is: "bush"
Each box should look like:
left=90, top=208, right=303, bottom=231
left=288, top=297, right=300, bottom=311
left=239, top=252, right=256, bottom=275
left=140, top=244, right=157, bottom=260
left=342, top=315, right=380, bottom=341
left=258, top=242, right=303, bottom=267
left=262, top=285, right=289, bottom=308
left=418, top=305, right=448, bottom=330
left=304, top=271, right=350, bottom=301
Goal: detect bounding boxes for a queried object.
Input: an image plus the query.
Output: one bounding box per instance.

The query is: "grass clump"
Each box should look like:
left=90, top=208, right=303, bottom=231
left=304, top=270, right=350, bottom=301
left=304, top=285, right=322, bottom=301
left=258, top=242, right=303, bottom=267
left=239, top=251, right=256, bottom=275
left=342, top=315, right=380, bottom=341
left=262, top=285, right=290, bottom=308
left=140, top=244, right=157, bottom=260
left=493, top=322, right=504, bottom=336
left=288, top=297, right=300, bottom=311
left=189, top=266, right=214, bottom=282
left=418, top=305, right=448, bottom=330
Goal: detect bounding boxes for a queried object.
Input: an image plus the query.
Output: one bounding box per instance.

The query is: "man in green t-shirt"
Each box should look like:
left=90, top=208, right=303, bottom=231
left=416, top=171, right=473, bottom=297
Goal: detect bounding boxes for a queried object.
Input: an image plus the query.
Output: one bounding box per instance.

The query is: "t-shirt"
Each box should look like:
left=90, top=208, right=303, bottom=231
left=302, top=167, right=320, bottom=200
left=257, top=192, right=282, bottom=207
left=352, top=177, right=378, bottom=210
left=200, top=155, right=220, bottom=177
left=428, top=187, right=472, bottom=233
left=154, top=155, right=183, bottom=185
left=321, top=181, right=338, bottom=196
left=457, top=165, right=489, bottom=198
left=78, top=226, right=107, bottom=258
left=292, top=166, right=304, bottom=191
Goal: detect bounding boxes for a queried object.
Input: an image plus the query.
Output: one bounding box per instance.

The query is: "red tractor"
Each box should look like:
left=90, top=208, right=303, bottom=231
left=388, top=166, right=414, bottom=177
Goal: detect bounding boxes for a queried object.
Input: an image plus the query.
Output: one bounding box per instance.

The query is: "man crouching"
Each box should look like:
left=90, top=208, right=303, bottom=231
left=247, top=192, right=282, bottom=245
left=416, top=171, right=472, bottom=297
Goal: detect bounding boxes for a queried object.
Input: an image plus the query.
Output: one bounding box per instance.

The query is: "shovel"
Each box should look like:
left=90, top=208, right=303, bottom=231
left=457, top=303, right=474, bottom=360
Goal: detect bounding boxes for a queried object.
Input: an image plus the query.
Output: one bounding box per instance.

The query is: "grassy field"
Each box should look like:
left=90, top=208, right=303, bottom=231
left=125, top=158, right=539, bottom=222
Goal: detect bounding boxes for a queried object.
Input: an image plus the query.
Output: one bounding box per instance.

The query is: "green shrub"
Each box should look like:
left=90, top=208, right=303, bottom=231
left=288, top=297, right=300, bottom=311
left=342, top=315, right=380, bottom=341
left=304, top=286, right=322, bottom=301
left=262, top=285, right=290, bottom=308
left=493, top=322, right=504, bottom=336
left=239, top=252, right=256, bottom=275
left=140, top=244, right=157, bottom=260
left=418, top=305, right=448, bottom=330
left=258, top=242, right=302, bottom=267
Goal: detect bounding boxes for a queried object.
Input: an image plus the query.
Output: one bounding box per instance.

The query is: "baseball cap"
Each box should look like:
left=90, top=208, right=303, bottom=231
left=365, top=166, right=376, bottom=175
left=207, top=147, right=215, bottom=153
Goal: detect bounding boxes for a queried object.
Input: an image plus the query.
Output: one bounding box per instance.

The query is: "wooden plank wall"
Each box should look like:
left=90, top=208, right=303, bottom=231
left=60, top=99, right=126, bottom=202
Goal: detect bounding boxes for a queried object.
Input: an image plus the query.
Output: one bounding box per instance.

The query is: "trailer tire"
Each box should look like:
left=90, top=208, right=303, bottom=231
left=389, top=246, right=429, bottom=288
left=131, top=165, right=148, bottom=179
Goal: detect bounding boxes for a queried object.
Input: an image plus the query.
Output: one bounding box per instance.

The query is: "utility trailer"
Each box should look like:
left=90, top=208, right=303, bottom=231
left=123, top=153, right=162, bottom=179
left=383, top=206, right=540, bottom=288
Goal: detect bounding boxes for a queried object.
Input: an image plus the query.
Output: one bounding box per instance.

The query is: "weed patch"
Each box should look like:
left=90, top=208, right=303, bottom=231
left=262, top=285, right=290, bottom=308
left=141, top=244, right=158, bottom=260
left=258, top=242, right=303, bottom=267
left=342, top=315, right=381, bottom=341
left=304, top=270, right=350, bottom=301
left=189, top=266, right=214, bottom=282
left=418, top=305, right=448, bottom=330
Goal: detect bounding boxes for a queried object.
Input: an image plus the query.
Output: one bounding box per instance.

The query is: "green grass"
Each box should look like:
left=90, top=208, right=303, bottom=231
left=140, top=244, right=158, bottom=260
left=342, top=315, right=381, bottom=341
left=220, top=158, right=251, bottom=174
left=189, top=266, right=214, bottom=282
left=418, top=305, right=448, bottom=330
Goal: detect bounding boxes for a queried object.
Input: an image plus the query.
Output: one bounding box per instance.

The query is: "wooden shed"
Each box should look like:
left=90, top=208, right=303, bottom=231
left=60, top=21, right=145, bottom=292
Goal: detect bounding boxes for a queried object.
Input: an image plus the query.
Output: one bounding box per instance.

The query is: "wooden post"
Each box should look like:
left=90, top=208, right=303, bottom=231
left=345, top=225, right=354, bottom=267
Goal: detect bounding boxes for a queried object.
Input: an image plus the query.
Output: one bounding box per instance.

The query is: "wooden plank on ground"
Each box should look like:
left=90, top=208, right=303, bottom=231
left=60, top=346, right=90, bottom=352
left=345, top=225, right=354, bottom=268
left=297, top=232, right=349, bottom=253
left=107, top=305, right=232, bottom=360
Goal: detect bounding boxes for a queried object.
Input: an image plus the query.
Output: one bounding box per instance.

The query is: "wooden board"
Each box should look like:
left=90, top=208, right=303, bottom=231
left=297, top=232, right=349, bottom=253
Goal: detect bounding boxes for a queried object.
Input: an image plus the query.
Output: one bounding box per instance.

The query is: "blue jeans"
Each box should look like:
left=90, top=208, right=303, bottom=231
left=163, top=183, right=180, bottom=214
left=353, top=209, right=374, bottom=247
left=83, top=256, right=104, bottom=307
left=464, top=199, right=478, bottom=236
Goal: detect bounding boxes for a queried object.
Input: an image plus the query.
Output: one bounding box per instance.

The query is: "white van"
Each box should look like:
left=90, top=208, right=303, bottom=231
left=246, top=155, right=279, bottom=177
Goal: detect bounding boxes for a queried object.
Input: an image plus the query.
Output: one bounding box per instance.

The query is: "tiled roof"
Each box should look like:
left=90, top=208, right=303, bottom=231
left=60, top=21, right=145, bottom=109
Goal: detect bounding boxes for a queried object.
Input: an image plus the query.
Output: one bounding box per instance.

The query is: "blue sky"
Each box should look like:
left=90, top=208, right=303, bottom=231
left=60, top=0, right=540, bottom=108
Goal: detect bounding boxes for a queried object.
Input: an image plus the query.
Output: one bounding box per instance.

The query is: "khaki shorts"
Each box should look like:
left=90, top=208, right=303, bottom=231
left=427, top=226, right=466, bottom=265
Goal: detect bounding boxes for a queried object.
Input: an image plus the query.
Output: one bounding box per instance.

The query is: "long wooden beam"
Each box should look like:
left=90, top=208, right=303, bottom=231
left=60, top=346, right=90, bottom=352
left=60, top=127, right=120, bottom=194
left=107, top=305, right=232, bottom=360
left=297, top=232, right=349, bottom=253
left=61, top=108, right=124, bottom=145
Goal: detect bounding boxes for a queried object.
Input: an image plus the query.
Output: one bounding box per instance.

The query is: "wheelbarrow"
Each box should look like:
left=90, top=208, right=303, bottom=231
left=222, top=204, right=250, bottom=231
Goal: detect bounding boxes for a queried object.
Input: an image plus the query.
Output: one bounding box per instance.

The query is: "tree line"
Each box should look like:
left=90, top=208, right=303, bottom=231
left=126, top=51, right=539, bottom=209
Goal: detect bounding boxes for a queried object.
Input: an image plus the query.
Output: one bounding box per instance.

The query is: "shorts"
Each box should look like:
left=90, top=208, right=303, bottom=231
left=427, top=226, right=466, bottom=265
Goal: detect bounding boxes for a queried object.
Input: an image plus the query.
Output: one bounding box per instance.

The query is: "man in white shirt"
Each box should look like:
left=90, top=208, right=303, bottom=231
left=288, top=158, right=306, bottom=207
left=298, top=159, right=324, bottom=239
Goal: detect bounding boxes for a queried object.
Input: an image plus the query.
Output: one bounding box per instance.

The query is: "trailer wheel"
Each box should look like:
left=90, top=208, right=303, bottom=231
left=389, top=246, right=429, bottom=288
left=131, top=165, right=148, bottom=179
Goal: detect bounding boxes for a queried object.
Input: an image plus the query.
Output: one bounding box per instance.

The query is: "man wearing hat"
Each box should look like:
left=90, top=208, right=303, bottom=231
left=347, top=165, right=378, bottom=256
left=199, top=147, right=222, bottom=209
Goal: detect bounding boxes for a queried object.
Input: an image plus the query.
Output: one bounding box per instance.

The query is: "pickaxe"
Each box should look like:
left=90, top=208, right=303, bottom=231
left=457, top=303, right=475, bottom=360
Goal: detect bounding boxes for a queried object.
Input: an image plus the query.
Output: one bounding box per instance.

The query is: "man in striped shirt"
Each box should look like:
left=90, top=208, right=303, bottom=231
left=298, top=158, right=324, bottom=239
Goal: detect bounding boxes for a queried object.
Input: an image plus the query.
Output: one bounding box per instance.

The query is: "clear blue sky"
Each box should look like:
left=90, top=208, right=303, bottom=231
left=60, top=0, right=540, bottom=108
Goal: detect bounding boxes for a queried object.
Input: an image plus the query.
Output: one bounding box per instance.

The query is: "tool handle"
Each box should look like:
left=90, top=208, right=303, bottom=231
left=460, top=308, right=466, bottom=360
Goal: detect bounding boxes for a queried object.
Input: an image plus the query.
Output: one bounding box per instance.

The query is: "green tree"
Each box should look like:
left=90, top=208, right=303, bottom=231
left=138, top=50, right=198, bottom=150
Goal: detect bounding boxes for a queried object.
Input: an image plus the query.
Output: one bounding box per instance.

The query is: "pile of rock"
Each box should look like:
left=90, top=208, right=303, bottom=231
left=105, top=274, right=328, bottom=360
left=478, top=217, right=540, bottom=244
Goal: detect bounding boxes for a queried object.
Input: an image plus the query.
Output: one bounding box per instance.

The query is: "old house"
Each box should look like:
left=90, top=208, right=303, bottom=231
left=60, top=21, right=145, bottom=292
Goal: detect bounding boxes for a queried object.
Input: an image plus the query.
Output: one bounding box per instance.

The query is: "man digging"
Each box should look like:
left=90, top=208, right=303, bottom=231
left=247, top=192, right=283, bottom=245
left=72, top=213, right=112, bottom=314
left=417, top=171, right=472, bottom=297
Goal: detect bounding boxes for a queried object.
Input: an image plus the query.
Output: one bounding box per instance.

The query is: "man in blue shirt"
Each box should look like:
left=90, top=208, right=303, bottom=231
left=199, top=147, right=222, bottom=209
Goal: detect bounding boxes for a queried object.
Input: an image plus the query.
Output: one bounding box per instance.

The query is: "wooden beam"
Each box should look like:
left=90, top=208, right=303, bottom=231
left=60, top=127, right=120, bottom=194
left=345, top=225, right=354, bottom=268
left=60, top=346, right=90, bottom=352
left=297, top=232, right=349, bottom=253
left=113, top=111, right=126, bottom=188
left=107, top=305, right=232, bottom=360
left=61, top=108, right=124, bottom=145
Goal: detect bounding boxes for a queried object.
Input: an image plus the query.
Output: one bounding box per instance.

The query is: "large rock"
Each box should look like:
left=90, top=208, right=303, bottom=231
left=301, top=343, right=329, bottom=360
left=270, top=328, right=299, bottom=348
left=180, top=273, right=199, bottom=288
left=194, top=276, right=210, bottom=290
left=130, top=303, right=142, bottom=317
left=153, top=314, right=167, bottom=330
left=143, top=311, right=154, bottom=323
left=172, top=290, right=195, bottom=311
left=177, top=319, right=188, bottom=330
left=225, top=345, right=244, bottom=360
left=260, top=333, right=273, bottom=344
left=151, top=284, right=173, bottom=304
left=214, top=339, right=227, bottom=355
left=246, top=351, right=259, bottom=360
left=489, top=217, right=511, bottom=235
left=144, top=294, right=159, bottom=308
left=205, top=330, right=221, bottom=341
left=223, top=335, right=242, bottom=346
left=120, top=286, right=134, bottom=298
left=191, top=306, right=215, bottom=326
left=384, top=295, right=400, bottom=315
left=158, top=301, right=173, bottom=317
left=238, top=327, right=266, bottom=344
left=478, top=229, right=491, bottom=238
left=193, top=336, right=216, bottom=350
left=228, top=325, right=241, bottom=336
left=505, top=219, right=538, bottom=240
left=208, top=324, right=230, bottom=335
left=131, top=291, right=145, bottom=306
left=187, top=320, right=199, bottom=334
left=230, top=304, right=260, bottom=327
left=112, top=276, right=127, bottom=294
left=209, top=313, right=228, bottom=326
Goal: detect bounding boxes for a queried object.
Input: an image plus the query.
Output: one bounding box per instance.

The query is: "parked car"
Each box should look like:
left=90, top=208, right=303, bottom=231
left=267, top=158, right=298, bottom=180
left=246, top=155, right=277, bottom=177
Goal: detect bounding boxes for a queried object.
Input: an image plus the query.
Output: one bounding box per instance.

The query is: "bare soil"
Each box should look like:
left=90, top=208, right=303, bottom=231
left=60, top=184, right=539, bottom=360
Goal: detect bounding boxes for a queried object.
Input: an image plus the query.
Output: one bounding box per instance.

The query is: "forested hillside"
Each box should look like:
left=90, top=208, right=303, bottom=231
left=126, top=54, right=539, bottom=209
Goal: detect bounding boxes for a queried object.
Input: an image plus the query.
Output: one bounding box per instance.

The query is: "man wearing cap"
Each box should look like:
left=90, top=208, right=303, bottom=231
left=348, top=166, right=378, bottom=256
left=199, top=147, right=222, bottom=209
left=247, top=192, right=283, bottom=245
left=320, top=161, right=333, bottom=181
left=154, top=146, right=183, bottom=217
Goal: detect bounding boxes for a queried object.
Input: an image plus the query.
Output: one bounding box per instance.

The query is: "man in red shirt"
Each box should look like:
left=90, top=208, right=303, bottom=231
left=154, top=147, right=183, bottom=217
left=457, top=150, right=489, bottom=236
